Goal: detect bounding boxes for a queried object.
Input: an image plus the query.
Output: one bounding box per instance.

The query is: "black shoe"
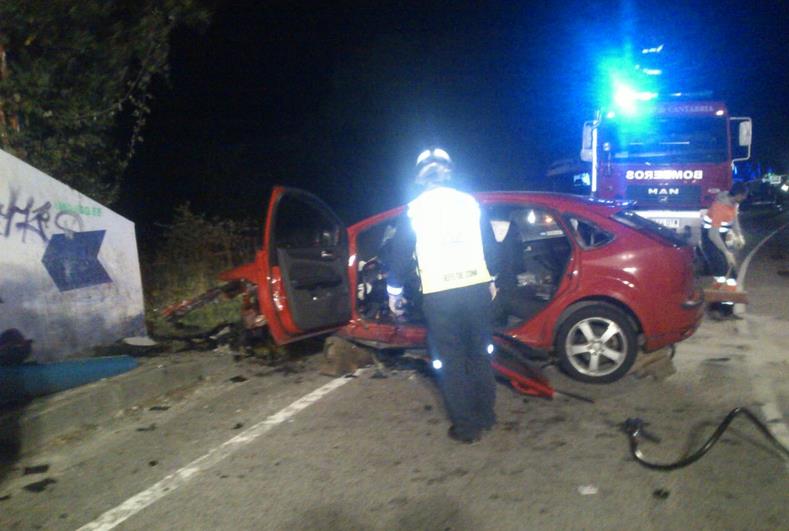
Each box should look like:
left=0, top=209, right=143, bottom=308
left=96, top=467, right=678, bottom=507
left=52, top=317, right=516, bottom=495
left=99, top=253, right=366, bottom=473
left=708, top=310, right=725, bottom=321
left=448, top=426, right=480, bottom=444
left=710, top=310, right=742, bottom=321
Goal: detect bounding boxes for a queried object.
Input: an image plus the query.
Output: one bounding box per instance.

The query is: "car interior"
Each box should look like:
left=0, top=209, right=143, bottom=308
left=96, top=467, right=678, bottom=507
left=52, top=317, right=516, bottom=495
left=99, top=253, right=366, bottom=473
left=354, top=204, right=573, bottom=329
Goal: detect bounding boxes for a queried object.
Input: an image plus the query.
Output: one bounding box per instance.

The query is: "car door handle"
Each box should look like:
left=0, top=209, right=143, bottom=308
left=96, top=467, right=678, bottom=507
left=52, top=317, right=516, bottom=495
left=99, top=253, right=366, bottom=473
left=320, top=250, right=334, bottom=260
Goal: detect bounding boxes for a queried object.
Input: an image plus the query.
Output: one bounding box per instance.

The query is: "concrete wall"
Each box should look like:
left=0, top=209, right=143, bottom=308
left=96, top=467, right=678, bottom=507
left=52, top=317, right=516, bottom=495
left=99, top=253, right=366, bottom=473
left=0, top=149, right=145, bottom=361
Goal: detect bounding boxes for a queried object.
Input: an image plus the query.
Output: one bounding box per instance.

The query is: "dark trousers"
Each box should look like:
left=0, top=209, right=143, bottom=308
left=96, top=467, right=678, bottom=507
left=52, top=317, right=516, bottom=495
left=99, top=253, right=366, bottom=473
left=422, top=282, right=496, bottom=438
left=701, top=229, right=737, bottom=315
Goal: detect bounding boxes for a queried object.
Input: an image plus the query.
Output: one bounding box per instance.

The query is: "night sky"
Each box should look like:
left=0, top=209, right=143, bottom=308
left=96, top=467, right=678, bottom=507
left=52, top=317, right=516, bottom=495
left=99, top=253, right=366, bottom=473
left=118, top=0, right=789, bottom=236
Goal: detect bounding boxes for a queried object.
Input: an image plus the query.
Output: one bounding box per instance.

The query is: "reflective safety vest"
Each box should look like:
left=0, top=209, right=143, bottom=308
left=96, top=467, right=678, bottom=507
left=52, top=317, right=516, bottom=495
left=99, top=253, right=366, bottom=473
left=703, top=196, right=737, bottom=233
left=407, top=186, right=492, bottom=294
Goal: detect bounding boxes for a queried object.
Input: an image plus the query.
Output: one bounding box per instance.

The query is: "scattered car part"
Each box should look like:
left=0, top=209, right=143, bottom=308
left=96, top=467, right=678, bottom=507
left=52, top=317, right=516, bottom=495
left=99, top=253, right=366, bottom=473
left=159, top=280, right=249, bottom=322
left=622, top=407, right=789, bottom=471
left=491, top=354, right=555, bottom=399
left=490, top=338, right=593, bottom=402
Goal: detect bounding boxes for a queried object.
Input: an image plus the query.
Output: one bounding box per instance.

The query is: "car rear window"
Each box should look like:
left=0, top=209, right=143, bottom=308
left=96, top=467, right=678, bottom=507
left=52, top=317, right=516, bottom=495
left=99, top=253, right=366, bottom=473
left=612, top=210, right=689, bottom=247
left=565, top=217, right=614, bottom=248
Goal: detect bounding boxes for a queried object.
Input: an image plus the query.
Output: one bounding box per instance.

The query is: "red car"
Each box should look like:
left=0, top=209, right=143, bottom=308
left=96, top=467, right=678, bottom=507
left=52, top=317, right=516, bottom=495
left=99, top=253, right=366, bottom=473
left=222, top=186, right=704, bottom=384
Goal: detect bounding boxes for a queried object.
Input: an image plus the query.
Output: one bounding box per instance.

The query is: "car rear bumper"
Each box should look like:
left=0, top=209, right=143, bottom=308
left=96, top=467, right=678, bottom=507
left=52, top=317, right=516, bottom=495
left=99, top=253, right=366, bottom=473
left=644, top=286, right=704, bottom=351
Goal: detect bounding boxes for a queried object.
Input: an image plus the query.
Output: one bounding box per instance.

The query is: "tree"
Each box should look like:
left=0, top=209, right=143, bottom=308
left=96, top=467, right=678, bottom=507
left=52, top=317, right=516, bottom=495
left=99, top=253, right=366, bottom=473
left=0, top=1, right=209, bottom=204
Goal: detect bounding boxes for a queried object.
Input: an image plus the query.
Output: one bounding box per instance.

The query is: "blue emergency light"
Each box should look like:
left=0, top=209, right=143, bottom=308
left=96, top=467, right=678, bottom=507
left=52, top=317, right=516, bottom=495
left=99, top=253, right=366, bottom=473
left=613, top=82, right=657, bottom=115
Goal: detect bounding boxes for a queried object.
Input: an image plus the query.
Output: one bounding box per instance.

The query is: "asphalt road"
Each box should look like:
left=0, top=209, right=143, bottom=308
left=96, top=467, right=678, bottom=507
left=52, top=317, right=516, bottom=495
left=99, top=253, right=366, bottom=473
left=1, top=211, right=787, bottom=531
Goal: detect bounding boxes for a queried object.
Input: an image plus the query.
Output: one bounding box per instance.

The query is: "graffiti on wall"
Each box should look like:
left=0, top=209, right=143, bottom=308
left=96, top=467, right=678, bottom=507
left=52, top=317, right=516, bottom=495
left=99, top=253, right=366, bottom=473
left=0, top=188, right=102, bottom=244
left=55, top=201, right=102, bottom=218
left=42, top=230, right=112, bottom=291
left=1, top=189, right=52, bottom=243
left=1, top=187, right=112, bottom=291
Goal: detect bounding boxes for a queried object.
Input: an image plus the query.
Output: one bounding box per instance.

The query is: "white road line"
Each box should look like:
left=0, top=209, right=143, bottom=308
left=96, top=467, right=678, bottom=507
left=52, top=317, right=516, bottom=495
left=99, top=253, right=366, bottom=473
left=734, top=220, right=789, bottom=328
left=78, top=371, right=366, bottom=531
left=734, top=221, right=789, bottom=469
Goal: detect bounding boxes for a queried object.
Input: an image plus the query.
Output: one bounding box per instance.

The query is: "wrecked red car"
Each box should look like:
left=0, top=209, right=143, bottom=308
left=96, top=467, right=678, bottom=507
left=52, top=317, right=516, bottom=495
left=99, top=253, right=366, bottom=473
left=221, top=186, right=703, bottom=384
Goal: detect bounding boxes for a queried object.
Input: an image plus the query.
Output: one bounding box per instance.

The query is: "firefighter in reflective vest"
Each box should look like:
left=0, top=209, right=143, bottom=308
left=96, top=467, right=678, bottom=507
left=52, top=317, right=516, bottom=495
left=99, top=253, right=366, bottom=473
left=702, top=181, right=748, bottom=318
left=386, top=148, right=497, bottom=443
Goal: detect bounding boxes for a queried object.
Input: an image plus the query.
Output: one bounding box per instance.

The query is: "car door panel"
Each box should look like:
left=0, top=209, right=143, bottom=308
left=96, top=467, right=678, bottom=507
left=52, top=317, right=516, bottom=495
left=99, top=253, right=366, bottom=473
left=259, top=186, right=351, bottom=344
left=276, top=246, right=349, bottom=330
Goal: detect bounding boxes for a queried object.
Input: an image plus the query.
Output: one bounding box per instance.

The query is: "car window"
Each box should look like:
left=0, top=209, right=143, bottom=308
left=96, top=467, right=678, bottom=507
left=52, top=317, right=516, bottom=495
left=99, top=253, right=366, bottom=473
left=274, top=194, right=340, bottom=248
left=565, top=217, right=614, bottom=248
left=356, top=214, right=402, bottom=263
left=486, top=204, right=564, bottom=242
left=612, top=209, right=688, bottom=247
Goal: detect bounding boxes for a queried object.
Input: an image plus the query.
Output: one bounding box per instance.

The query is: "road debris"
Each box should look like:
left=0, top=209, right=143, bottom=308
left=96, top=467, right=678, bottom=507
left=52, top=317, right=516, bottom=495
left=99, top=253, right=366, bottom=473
left=623, top=407, right=789, bottom=470
left=122, top=336, right=158, bottom=347
left=653, top=488, right=671, bottom=499
left=23, top=478, right=57, bottom=493
left=229, top=375, right=248, bottom=383
left=149, top=405, right=170, bottom=411
left=23, top=465, right=49, bottom=475
left=274, top=363, right=304, bottom=375
left=577, top=485, right=598, bottom=495
left=136, top=424, right=157, bottom=432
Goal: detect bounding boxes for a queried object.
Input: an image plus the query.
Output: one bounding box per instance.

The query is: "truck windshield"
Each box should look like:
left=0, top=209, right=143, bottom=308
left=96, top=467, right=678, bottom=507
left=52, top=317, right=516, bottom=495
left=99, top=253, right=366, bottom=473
left=599, top=116, right=728, bottom=163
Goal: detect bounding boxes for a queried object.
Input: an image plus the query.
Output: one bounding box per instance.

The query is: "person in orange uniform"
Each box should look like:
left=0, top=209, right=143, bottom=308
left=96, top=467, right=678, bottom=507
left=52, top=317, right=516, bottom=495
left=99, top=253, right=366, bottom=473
left=702, top=181, right=748, bottom=319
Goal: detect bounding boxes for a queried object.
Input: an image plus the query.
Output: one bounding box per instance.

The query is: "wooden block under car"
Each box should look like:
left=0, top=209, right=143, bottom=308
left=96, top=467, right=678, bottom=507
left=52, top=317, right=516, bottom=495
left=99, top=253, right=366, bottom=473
left=702, top=288, right=748, bottom=304
left=630, top=346, right=676, bottom=380
left=320, top=336, right=374, bottom=376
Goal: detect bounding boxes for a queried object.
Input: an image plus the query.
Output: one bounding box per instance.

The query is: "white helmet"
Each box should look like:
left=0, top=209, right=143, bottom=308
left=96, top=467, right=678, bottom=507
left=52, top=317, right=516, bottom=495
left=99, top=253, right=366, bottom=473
left=415, top=147, right=453, bottom=185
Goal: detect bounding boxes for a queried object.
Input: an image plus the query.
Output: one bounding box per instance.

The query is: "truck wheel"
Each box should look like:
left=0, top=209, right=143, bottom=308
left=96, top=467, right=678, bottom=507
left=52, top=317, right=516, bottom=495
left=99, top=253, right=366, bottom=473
left=556, top=304, right=637, bottom=383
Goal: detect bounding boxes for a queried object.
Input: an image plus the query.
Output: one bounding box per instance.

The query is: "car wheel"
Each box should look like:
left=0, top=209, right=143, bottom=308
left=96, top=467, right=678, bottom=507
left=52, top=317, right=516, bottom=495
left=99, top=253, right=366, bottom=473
left=556, top=304, right=637, bottom=383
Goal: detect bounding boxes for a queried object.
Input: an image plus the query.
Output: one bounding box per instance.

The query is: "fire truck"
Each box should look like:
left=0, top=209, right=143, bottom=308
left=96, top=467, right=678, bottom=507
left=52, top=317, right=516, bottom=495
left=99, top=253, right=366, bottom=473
left=580, top=92, right=752, bottom=247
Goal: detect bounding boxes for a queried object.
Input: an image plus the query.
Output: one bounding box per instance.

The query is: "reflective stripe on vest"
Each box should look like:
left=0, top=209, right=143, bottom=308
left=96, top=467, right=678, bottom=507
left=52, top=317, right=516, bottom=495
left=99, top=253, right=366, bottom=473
left=408, top=187, right=492, bottom=294
left=702, top=214, right=732, bottom=232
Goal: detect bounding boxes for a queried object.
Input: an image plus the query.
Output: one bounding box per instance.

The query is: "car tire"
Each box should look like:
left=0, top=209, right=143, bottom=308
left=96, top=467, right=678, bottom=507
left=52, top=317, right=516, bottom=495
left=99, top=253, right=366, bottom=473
left=556, top=304, right=638, bottom=383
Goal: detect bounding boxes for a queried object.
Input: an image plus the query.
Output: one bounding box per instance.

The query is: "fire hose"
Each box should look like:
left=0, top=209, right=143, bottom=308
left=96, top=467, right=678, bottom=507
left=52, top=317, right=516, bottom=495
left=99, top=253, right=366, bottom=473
left=622, top=407, right=789, bottom=471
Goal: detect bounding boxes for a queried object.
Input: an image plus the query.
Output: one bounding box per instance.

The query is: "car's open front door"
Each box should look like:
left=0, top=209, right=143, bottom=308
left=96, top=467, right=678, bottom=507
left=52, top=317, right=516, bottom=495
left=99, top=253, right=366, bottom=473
left=259, top=186, right=351, bottom=344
